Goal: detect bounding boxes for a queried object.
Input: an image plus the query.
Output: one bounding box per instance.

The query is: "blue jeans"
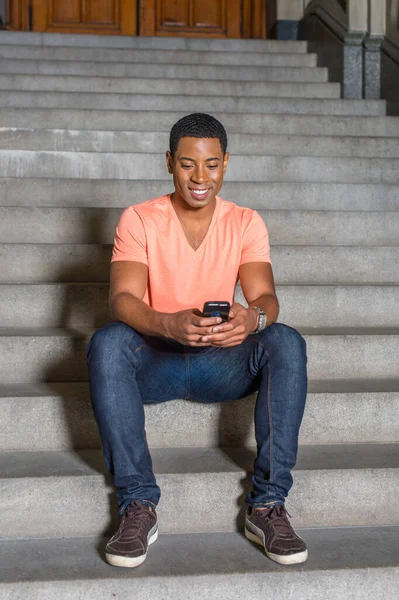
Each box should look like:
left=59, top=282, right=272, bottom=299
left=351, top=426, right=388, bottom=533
left=87, top=321, right=307, bottom=514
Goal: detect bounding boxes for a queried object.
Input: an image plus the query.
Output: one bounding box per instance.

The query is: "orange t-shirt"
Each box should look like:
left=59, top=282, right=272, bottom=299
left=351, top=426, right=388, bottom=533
left=111, top=194, right=271, bottom=313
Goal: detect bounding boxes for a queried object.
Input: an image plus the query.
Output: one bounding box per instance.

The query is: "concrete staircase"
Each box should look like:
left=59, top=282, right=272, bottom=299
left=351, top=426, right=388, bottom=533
left=0, top=31, right=398, bottom=598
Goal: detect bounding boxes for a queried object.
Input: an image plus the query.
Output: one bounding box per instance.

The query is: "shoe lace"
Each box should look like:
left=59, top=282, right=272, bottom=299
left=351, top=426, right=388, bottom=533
left=258, top=505, right=295, bottom=536
left=120, top=501, right=152, bottom=536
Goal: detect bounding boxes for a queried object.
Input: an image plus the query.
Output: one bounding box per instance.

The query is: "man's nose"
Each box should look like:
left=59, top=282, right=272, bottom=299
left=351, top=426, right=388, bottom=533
left=191, top=166, right=207, bottom=182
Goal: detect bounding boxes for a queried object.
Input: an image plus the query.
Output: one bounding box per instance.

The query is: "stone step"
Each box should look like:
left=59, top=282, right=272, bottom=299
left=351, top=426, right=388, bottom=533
left=1, top=92, right=382, bottom=117
left=1, top=151, right=398, bottom=183
left=1, top=178, right=397, bottom=210
left=0, top=45, right=318, bottom=67
left=0, top=59, right=329, bottom=82
left=0, top=244, right=399, bottom=285
left=1, top=284, right=398, bottom=329
left=0, top=445, right=398, bottom=537
left=1, top=381, right=398, bottom=452
left=0, top=328, right=398, bottom=383
left=1, top=109, right=398, bottom=136
left=1, top=207, right=397, bottom=246
left=0, top=31, right=309, bottom=53
left=3, top=128, right=398, bottom=158
left=0, top=74, right=341, bottom=98
left=0, top=245, right=397, bottom=285
left=1, top=528, right=398, bottom=600
left=0, top=284, right=109, bottom=329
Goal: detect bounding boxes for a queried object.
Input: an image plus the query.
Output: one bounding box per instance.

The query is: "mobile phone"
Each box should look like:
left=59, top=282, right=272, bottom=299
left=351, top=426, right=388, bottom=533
left=202, top=301, right=230, bottom=322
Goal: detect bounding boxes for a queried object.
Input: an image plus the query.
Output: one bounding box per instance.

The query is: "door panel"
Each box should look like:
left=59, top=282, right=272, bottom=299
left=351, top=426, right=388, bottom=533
left=51, top=0, right=82, bottom=24
left=140, top=0, right=265, bottom=38
left=158, top=0, right=190, bottom=28
left=86, top=1, right=115, bottom=25
left=7, top=1, right=137, bottom=35
left=35, top=0, right=134, bottom=34
left=141, top=0, right=243, bottom=37
left=192, top=0, right=223, bottom=29
left=158, top=0, right=225, bottom=31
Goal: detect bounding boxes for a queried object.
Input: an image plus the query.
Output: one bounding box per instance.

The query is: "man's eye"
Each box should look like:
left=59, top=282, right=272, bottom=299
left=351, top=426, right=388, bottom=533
left=181, top=164, right=192, bottom=169
left=208, top=165, right=218, bottom=169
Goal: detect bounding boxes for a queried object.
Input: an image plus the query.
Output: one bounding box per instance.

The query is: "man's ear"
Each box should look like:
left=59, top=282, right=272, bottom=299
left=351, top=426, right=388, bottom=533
left=223, top=151, right=230, bottom=173
left=166, top=151, right=174, bottom=175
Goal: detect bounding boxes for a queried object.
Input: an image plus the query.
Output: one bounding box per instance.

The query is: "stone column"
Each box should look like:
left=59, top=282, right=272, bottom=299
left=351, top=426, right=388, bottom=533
left=343, top=0, right=368, bottom=98
left=369, top=0, right=386, bottom=35
left=363, top=0, right=386, bottom=99
left=349, top=0, right=368, bottom=32
left=344, top=31, right=366, bottom=98
left=363, top=35, right=384, bottom=98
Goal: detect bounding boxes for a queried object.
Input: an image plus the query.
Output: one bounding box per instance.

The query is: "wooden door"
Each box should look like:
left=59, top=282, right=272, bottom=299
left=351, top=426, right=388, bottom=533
left=140, top=0, right=266, bottom=38
left=7, top=0, right=266, bottom=38
left=7, top=0, right=137, bottom=35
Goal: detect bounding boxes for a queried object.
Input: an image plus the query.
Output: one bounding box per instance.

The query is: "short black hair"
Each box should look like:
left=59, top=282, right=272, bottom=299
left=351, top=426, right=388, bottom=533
left=169, top=113, right=228, bottom=156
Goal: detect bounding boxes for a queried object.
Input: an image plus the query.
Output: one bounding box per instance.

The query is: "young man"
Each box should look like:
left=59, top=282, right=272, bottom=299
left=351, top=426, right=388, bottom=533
left=87, top=113, right=308, bottom=569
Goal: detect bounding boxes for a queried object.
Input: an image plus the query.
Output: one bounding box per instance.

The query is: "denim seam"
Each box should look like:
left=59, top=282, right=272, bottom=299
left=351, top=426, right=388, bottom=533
left=249, top=338, right=275, bottom=499
left=185, top=356, right=190, bottom=400
left=265, top=348, right=274, bottom=484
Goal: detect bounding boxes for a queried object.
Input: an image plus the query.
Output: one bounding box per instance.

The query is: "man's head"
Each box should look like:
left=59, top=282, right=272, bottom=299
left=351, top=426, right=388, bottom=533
left=169, top=112, right=228, bottom=157
left=166, top=113, right=229, bottom=210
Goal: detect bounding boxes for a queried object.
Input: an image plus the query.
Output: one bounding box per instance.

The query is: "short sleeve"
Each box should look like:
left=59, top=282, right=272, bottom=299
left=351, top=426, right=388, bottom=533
left=111, top=207, right=148, bottom=265
left=240, top=210, right=271, bottom=266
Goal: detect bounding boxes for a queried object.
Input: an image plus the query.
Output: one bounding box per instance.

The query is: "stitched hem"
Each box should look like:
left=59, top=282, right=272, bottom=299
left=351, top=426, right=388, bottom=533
left=250, top=501, right=284, bottom=508
left=119, top=498, right=158, bottom=515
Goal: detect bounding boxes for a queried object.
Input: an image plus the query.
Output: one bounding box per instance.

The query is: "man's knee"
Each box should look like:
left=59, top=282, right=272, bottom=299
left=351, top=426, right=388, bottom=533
left=87, top=321, right=142, bottom=364
left=259, top=323, right=307, bottom=363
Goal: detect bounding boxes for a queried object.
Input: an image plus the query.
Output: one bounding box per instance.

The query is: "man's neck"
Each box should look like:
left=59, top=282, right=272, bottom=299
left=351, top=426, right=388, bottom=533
left=171, top=193, right=217, bottom=223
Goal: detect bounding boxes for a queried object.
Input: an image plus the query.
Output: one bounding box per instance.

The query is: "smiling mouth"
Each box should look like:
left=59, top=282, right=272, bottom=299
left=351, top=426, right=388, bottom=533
left=189, top=188, right=211, bottom=197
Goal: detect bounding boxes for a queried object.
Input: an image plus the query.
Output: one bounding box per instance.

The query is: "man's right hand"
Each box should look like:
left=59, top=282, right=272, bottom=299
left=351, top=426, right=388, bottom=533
left=161, top=309, right=226, bottom=346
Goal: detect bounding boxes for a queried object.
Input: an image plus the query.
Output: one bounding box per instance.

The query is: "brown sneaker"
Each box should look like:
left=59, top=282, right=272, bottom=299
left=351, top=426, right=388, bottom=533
left=245, top=504, right=308, bottom=565
left=105, top=501, right=158, bottom=568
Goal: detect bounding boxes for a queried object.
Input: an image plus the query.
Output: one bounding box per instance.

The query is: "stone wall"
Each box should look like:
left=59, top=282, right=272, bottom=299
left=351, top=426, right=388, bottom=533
left=299, top=6, right=345, bottom=84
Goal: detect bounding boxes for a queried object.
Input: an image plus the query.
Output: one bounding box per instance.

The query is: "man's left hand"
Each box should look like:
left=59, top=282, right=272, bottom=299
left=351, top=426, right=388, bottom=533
left=200, top=302, right=258, bottom=347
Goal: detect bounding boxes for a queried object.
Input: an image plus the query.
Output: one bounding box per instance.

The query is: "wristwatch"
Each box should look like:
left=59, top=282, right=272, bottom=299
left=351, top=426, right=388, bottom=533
left=250, top=306, right=267, bottom=334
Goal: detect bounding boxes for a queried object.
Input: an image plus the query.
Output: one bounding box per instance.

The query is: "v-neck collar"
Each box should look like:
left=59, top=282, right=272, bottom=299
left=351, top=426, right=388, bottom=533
left=168, top=194, right=220, bottom=254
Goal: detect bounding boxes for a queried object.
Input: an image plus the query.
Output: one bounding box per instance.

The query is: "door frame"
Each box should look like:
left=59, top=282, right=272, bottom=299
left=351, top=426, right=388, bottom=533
left=6, top=0, right=29, bottom=30
left=242, top=0, right=266, bottom=39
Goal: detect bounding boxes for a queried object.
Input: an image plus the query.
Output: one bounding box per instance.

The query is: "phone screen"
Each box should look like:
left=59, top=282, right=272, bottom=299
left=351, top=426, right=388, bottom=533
left=202, top=301, right=230, bottom=322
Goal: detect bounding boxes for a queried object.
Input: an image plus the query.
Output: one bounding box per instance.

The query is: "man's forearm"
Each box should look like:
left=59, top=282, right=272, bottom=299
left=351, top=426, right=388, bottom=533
left=248, top=294, right=279, bottom=328
left=110, top=292, right=169, bottom=337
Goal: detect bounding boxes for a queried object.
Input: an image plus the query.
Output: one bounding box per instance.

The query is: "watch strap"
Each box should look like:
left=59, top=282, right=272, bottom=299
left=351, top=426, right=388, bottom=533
left=250, top=306, right=267, bottom=334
